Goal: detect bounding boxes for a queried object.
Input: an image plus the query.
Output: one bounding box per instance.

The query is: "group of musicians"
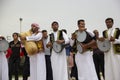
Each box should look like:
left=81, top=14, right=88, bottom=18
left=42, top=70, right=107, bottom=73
left=0, top=17, right=120, bottom=80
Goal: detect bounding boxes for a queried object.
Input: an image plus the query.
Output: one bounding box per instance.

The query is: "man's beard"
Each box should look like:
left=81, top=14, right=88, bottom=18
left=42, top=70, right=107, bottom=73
left=107, top=26, right=112, bottom=29
left=53, top=28, right=58, bottom=32
left=32, top=29, right=38, bottom=33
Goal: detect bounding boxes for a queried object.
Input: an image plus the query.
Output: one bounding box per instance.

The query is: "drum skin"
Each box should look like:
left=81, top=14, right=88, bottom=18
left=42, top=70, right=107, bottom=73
left=97, top=39, right=111, bottom=52
left=52, top=42, right=63, bottom=53
left=24, top=41, right=38, bottom=55
left=76, top=31, right=87, bottom=42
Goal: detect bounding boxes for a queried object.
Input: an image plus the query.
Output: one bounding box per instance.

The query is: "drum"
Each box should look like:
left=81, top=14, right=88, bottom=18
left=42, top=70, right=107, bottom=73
left=52, top=42, right=63, bottom=53
left=77, top=43, right=83, bottom=53
left=76, top=31, right=87, bottom=42
left=0, top=40, right=9, bottom=52
left=97, top=39, right=111, bottom=52
left=20, top=30, right=38, bottom=55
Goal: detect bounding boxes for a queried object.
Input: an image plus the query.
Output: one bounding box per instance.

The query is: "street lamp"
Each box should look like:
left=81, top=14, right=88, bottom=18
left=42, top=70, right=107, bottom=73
left=19, top=18, right=23, bottom=33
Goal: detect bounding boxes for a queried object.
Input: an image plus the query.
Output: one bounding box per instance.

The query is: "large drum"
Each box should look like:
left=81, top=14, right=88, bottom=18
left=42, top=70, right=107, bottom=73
left=76, top=31, right=87, bottom=42
left=20, top=30, right=38, bottom=55
left=97, top=39, right=111, bottom=52
left=52, top=42, right=64, bottom=53
left=76, top=31, right=87, bottom=53
left=0, top=40, right=9, bottom=52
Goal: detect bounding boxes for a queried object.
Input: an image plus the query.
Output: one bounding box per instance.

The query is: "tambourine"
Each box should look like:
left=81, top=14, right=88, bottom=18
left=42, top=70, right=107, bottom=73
left=0, top=40, right=9, bottom=52
left=76, top=31, right=87, bottom=42
left=97, top=39, right=111, bottom=52
left=52, top=42, right=64, bottom=53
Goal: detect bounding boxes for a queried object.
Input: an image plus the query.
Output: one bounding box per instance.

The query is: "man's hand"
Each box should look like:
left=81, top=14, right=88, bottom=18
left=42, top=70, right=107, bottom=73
left=20, top=36, right=26, bottom=40
left=46, top=42, right=52, bottom=48
left=56, top=40, right=65, bottom=44
left=98, top=37, right=105, bottom=42
left=80, top=43, right=88, bottom=53
left=110, top=36, right=115, bottom=42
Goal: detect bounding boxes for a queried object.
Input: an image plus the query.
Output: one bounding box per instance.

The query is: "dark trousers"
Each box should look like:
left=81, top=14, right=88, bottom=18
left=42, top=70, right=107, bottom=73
left=9, top=59, right=20, bottom=80
left=45, top=55, right=53, bottom=80
left=93, top=48, right=104, bottom=80
left=21, top=48, right=30, bottom=80
left=70, top=54, right=78, bottom=80
left=22, top=57, right=30, bottom=80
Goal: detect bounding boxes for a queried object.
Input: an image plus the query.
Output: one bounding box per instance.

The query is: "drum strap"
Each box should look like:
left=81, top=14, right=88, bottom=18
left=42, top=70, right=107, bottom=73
left=81, top=31, right=93, bottom=43
left=49, top=33, right=54, bottom=53
left=50, top=30, right=64, bottom=43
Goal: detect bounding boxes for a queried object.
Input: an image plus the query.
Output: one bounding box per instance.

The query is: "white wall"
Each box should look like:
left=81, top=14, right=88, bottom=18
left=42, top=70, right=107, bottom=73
left=0, top=0, right=120, bottom=41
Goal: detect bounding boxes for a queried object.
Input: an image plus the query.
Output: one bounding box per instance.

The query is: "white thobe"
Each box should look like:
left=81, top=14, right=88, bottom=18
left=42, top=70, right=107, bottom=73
left=104, top=28, right=120, bottom=80
left=69, top=38, right=75, bottom=47
left=43, top=37, right=51, bottom=55
left=50, top=31, right=69, bottom=80
left=75, top=30, right=98, bottom=80
left=26, top=32, right=46, bottom=80
left=0, top=52, right=9, bottom=80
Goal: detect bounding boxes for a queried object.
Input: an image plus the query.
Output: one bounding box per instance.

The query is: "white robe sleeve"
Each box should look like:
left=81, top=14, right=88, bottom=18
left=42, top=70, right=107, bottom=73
left=113, top=36, right=120, bottom=44
left=26, top=32, right=42, bottom=41
left=86, top=29, right=95, bottom=37
left=62, top=32, right=70, bottom=44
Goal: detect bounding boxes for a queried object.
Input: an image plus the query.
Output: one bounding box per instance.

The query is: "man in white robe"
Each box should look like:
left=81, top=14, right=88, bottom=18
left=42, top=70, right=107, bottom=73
left=101, top=18, right=120, bottom=80
left=46, top=21, right=69, bottom=80
left=73, top=19, right=98, bottom=80
left=20, top=23, right=46, bottom=80
left=0, top=36, right=9, bottom=80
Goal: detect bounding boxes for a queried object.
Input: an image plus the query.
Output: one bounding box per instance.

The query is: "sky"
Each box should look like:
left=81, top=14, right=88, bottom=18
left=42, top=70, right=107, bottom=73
left=0, top=0, right=120, bottom=41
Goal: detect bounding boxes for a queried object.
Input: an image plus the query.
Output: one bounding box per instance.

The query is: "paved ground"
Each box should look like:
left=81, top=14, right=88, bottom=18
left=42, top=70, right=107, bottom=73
left=12, top=72, right=104, bottom=80
left=13, top=75, right=104, bottom=80
left=12, top=77, right=30, bottom=80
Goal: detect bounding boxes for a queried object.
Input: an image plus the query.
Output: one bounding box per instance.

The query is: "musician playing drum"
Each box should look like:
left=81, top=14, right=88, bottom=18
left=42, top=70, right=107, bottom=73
left=0, top=35, right=9, bottom=80
left=72, top=19, right=98, bottom=80
left=99, top=18, right=120, bottom=80
left=20, top=23, right=46, bottom=80
left=46, top=21, right=69, bottom=80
